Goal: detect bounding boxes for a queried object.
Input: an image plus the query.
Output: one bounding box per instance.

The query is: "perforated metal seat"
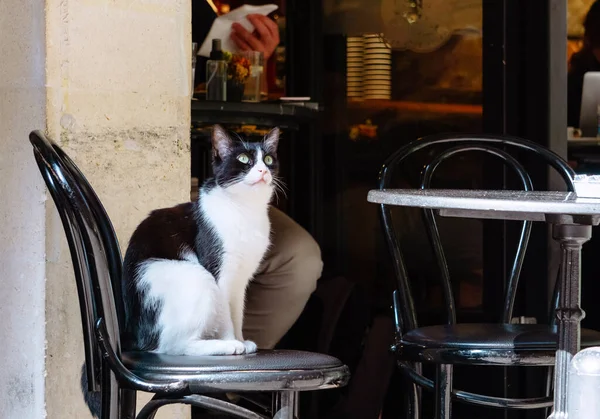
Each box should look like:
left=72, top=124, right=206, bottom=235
left=401, top=324, right=600, bottom=364
left=122, top=350, right=348, bottom=393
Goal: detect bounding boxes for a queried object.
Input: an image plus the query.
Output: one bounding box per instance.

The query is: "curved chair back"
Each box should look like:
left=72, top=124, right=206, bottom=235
left=378, top=134, right=575, bottom=335
left=30, top=131, right=123, bottom=401
left=51, top=144, right=127, bottom=327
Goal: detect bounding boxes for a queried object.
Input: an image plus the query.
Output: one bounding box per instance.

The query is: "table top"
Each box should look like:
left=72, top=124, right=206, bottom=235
left=190, top=100, right=319, bottom=130
left=367, top=189, right=600, bottom=223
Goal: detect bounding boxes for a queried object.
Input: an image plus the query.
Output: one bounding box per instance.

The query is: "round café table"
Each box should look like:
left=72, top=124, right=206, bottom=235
left=367, top=188, right=600, bottom=419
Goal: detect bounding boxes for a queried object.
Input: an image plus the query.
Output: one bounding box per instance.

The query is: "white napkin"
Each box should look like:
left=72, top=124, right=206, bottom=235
left=198, top=4, right=279, bottom=57
left=574, top=174, right=600, bottom=198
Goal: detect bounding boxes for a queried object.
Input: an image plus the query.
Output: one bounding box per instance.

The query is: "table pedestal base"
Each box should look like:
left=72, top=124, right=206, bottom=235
left=548, top=224, right=591, bottom=419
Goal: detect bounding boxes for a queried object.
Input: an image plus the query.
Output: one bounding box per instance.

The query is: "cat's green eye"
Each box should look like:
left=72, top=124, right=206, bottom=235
left=237, top=154, right=250, bottom=164
left=264, top=155, right=274, bottom=165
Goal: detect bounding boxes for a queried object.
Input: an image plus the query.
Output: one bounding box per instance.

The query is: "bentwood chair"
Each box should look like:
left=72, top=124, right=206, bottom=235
left=377, top=134, right=600, bottom=419
left=30, top=130, right=349, bottom=419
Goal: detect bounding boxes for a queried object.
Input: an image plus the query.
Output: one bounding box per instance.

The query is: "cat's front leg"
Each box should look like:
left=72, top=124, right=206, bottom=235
left=218, top=286, right=257, bottom=354
left=227, top=284, right=245, bottom=340
left=229, top=287, right=257, bottom=354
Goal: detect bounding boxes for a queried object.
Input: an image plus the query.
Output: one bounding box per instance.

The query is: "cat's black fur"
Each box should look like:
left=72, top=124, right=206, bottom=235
left=122, top=202, right=222, bottom=350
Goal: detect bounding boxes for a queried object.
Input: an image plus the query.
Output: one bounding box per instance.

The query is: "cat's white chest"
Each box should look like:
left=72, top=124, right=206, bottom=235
left=201, top=188, right=271, bottom=284
left=217, top=211, right=270, bottom=258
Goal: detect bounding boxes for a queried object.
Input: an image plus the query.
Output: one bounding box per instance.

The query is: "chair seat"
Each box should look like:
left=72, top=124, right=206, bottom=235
left=122, top=349, right=350, bottom=393
left=400, top=324, right=600, bottom=365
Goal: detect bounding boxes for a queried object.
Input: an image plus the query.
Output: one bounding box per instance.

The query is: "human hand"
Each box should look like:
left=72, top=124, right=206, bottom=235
left=230, top=14, right=280, bottom=60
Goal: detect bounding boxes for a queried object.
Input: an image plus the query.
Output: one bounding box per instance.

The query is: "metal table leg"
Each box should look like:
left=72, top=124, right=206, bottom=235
left=273, top=391, right=298, bottom=419
left=548, top=223, right=591, bottom=419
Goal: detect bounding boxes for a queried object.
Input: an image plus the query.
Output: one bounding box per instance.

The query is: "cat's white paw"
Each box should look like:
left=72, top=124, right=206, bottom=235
left=243, top=340, right=258, bottom=354
left=184, top=339, right=246, bottom=356
left=224, top=340, right=246, bottom=355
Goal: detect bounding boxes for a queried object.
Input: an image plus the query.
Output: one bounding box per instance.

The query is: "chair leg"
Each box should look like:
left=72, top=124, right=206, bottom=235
left=273, top=391, right=298, bottom=419
left=408, top=382, right=421, bottom=419
left=137, top=407, right=159, bottom=419
left=137, top=394, right=267, bottom=419
left=120, top=389, right=137, bottom=419
left=101, top=364, right=121, bottom=419
left=544, top=366, right=554, bottom=418
left=434, top=364, right=453, bottom=419
left=409, top=362, right=422, bottom=419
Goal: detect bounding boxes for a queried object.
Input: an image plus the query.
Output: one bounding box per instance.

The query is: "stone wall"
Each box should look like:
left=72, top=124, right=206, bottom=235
left=0, top=0, right=47, bottom=417
left=44, top=1, right=192, bottom=417
left=1, top=0, right=192, bottom=418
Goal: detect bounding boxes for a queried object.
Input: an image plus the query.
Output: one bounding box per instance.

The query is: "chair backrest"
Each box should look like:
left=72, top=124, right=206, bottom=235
left=378, top=133, right=575, bottom=334
left=30, top=131, right=124, bottom=392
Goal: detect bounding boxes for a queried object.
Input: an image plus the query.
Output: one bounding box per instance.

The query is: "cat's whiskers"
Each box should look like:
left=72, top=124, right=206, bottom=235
left=271, top=176, right=288, bottom=203
left=220, top=174, right=246, bottom=189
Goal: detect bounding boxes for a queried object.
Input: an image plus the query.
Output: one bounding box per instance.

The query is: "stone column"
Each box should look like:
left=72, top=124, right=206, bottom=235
left=1, top=0, right=192, bottom=418
left=0, top=0, right=47, bottom=418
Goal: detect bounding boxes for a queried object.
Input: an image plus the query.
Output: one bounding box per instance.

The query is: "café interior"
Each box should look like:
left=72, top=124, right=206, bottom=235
left=187, top=1, right=600, bottom=415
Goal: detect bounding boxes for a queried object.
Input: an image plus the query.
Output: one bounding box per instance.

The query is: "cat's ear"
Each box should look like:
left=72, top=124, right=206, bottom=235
left=263, top=127, right=280, bottom=154
left=212, top=125, right=234, bottom=160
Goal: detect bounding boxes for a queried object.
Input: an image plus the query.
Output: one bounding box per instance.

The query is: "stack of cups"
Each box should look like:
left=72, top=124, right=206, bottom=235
left=346, top=36, right=364, bottom=100
left=362, top=34, right=392, bottom=100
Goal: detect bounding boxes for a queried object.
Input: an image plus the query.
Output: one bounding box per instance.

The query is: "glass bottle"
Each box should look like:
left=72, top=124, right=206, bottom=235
left=206, top=39, right=227, bottom=101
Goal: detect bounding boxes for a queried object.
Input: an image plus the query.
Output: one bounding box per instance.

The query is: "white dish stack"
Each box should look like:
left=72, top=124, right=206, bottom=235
left=362, top=34, right=392, bottom=100
left=346, top=36, right=364, bottom=100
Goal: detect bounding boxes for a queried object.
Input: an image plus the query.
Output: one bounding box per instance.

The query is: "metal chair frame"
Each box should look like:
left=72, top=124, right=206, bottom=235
left=377, top=133, right=582, bottom=418
left=30, top=130, right=349, bottom=419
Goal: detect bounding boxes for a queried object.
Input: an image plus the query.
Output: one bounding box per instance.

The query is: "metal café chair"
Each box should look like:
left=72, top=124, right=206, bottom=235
left=377, top=133, right=600, bottom=419
left=30, top=130, right=349, bottom=419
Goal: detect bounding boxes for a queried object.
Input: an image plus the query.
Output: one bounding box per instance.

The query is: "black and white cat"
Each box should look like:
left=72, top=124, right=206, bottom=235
left=122, top=125, right=280, bottom=356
